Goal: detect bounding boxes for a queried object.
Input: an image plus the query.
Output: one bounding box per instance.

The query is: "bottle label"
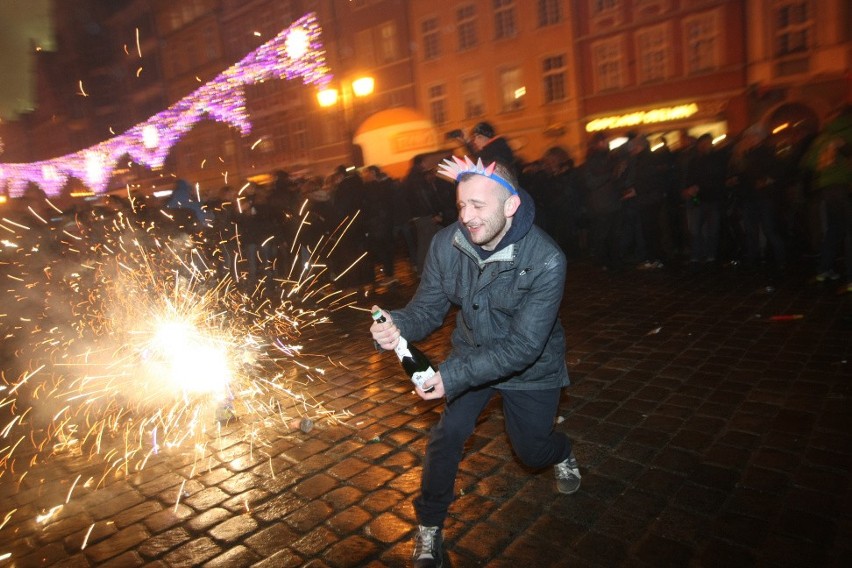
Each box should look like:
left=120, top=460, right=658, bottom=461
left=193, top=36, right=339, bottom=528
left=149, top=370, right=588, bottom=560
left=411, top=366, right=436, bottom=390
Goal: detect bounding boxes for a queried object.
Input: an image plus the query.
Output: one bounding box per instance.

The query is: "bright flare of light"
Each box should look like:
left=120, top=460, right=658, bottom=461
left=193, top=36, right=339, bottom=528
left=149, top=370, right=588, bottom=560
left=147, top=319, right=232, bottom=397
left=351, top=76, right=375, bottom=98
left=142, top=124, right=160, bottom=148
left=317, top=88, right=338, bottom=107
left=85, top=151, right=105, bottom=185
left=285, top=27, right=310, bottom=60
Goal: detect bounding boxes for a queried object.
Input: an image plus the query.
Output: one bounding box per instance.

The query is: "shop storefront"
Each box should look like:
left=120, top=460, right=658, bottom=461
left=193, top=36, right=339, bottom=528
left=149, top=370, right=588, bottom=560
left=583, top=94, right=748, bottom=150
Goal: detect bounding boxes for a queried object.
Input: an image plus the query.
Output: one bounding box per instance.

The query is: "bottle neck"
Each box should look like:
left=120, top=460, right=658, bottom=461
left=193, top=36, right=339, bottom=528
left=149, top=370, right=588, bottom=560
left=394, top=336, right=411, bottom=357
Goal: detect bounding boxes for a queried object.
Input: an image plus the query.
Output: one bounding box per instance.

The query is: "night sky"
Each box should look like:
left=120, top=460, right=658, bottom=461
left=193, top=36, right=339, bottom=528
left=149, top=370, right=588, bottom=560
left=0, top=0, right=54, bottom=120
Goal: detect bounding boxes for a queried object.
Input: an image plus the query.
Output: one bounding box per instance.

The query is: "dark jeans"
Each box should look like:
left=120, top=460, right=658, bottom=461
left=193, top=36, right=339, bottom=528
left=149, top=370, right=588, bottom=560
left=743, top=196, right=786, bottom=267
left=590, top=209, right=622, bottom=270
left=414, top=386, right=572, bottom=527
left=639, top=202, right=664, bottom=262
left=686, top=200, right=720, bottom=261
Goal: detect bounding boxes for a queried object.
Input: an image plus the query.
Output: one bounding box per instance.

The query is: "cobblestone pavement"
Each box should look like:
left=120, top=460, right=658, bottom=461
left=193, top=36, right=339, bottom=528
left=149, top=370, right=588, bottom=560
left=1, top=258, right=850, bottom=567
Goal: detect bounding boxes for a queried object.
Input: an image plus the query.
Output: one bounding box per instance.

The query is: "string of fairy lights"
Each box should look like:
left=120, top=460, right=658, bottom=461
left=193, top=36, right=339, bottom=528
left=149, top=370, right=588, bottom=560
left=0, top=11, right=331, bottom=198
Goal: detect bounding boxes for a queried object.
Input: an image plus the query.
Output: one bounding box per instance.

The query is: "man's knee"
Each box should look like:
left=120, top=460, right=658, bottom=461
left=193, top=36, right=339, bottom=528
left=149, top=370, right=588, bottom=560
left=513, top=439, right=557, bottom=470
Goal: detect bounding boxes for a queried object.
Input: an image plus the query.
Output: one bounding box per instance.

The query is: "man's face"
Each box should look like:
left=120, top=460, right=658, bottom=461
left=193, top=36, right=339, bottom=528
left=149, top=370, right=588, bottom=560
left=471, top=133, right=488, bottom=151
left=457, top=175, right=517, bottom=251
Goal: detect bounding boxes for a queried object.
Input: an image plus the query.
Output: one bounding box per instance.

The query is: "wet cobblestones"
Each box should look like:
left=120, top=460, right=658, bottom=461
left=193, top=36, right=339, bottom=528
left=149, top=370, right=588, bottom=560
left=1, top=259, right=850, bottom=567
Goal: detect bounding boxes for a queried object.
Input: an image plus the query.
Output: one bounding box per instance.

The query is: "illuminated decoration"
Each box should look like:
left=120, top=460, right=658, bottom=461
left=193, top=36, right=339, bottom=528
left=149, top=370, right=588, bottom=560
left=0, top=13, right=331, bottom=197
left=586, top=103, right=699, bottom=132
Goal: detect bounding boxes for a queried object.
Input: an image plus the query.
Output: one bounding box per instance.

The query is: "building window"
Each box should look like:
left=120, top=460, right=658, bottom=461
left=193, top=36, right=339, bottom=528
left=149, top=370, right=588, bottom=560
left=320, top=114, right=341, bottom=145
left=636, top=25, right=669, bottom=83
left=499, top=67, right=525, bottom=112
left=684, top=11, right=719, bottom=74
left=422, top=17, right=440, bottom=60
left=494, top=0, right=517, bottom=40
left=592, top=40, right=623, bottom=92
left=355, top=29, right=376, bottom=66
left=542, top=54, right=567, bottom=103
left=633, top=0, right=668, bottom=18
left=388, top=90, right=404, bottom=107
left=774, top=1, right=812, bottom=57
left=461, top=75, right=485, bottom=119
left=428, top=84, right=447, bottom=125
left=292, top=118, right=307, bottom=151
left=203, top=27, right=219, bottom=61
left=591, top=0, right=619, bottom=17
left=538, top=0, right=562, bottom=26
left=379, top=21, right=398, bottom=63
left=276, top=125, right=290, bottom=154
left=457, top=4, right=478, bottom=51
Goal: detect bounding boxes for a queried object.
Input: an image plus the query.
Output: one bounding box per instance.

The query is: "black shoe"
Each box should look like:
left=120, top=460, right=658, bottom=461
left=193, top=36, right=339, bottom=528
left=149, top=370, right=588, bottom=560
left=412, top=525, right=443, bottom=568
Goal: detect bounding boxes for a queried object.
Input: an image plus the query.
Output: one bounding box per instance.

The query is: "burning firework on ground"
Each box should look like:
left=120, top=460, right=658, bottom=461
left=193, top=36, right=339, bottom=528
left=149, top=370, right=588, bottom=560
left=0, top=191, right=366, bottom=556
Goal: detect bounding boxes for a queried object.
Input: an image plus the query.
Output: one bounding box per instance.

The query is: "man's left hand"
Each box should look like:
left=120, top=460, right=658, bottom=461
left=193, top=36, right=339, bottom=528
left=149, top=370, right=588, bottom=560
left=417, top=371, right=445, bottom=400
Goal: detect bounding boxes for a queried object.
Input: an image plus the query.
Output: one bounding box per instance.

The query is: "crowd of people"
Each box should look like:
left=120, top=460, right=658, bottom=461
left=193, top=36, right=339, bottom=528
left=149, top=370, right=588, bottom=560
left=516, top=106, right=852, bottom=294
left=4, top=105, right=849, bottom=299
left=163, top=162, right=457, bottom=296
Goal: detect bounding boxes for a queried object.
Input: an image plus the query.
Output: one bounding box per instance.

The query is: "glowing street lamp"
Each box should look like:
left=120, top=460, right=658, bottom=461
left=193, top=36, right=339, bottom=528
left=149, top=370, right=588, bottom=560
left=316, top=88, right=339, bottom=107
left=317, top=75, right=375, bottom=165
left=351, top=76, right=375, bottom=98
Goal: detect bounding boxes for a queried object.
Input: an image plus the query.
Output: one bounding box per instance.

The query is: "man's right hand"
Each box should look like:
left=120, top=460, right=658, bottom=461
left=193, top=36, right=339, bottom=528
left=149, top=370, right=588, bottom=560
left=370, top=305, right=401, bottom=351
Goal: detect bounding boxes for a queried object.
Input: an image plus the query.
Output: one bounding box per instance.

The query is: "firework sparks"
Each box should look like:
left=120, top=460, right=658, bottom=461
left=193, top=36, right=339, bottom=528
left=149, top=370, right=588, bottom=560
left=0, top=189, right=366, bottom=555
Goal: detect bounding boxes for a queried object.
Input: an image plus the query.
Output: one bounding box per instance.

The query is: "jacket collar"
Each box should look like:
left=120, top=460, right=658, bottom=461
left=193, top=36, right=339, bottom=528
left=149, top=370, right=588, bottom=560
left=453, top=229, right=516, bottom=269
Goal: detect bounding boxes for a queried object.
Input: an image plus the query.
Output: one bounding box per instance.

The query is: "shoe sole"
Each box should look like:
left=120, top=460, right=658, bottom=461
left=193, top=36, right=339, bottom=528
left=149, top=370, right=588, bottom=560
left=557, top=479, right=581, bottom=495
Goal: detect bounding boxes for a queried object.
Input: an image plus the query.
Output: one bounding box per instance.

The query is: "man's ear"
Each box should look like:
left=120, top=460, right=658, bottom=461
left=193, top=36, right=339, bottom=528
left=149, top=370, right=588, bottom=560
left=504, top=194, right=521, bottom=217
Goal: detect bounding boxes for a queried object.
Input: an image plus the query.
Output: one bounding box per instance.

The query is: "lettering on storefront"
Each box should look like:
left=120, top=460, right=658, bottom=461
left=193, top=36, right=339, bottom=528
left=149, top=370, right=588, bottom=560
left=586, top=103, right=700, bottom=132
left=392, top=128, right=437, bottom=153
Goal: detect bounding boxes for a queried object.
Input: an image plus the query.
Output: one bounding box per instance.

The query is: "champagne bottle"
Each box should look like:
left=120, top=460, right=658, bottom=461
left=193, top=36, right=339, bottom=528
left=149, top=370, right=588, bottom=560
left=372, top=309, right=436, bottom=393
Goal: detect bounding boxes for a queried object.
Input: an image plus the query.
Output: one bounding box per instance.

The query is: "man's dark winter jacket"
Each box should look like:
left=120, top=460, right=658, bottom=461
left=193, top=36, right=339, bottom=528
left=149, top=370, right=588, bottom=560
left=389, top=187, right=569, bottom=401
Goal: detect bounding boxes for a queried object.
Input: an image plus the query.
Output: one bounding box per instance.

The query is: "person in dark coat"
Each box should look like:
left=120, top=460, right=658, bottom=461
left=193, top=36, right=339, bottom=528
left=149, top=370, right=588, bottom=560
left=164, top=178, right=212, bottom=231
left=469, top=121, right=515, bottom=169
left=369, top=159, right=579, bottom=568
left=682, top=133, right=729, bottom=263
left=332, top=166, right=372, bottom=289
left=404, top=156, right=448, bottom=276
left=361, top=165, right=398, bottom=286
left=583, top=133, right=623, bottom=271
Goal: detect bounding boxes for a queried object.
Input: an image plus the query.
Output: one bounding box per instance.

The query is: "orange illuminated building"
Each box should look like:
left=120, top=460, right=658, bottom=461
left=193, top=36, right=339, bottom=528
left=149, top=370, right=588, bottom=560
left=408, top=0, right=585, bottom=163
left=573, top=0, right=750, bottom=149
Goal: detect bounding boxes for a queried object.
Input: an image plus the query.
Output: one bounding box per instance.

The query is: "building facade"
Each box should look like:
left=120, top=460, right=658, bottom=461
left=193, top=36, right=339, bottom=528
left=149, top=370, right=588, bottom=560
left=573, top=0, right=750, bottom=150
left=744, top=0, right=851, bottom=145
left=3, top=0, right=850, bottom=199
left=409, top=0, right=584, bottom=164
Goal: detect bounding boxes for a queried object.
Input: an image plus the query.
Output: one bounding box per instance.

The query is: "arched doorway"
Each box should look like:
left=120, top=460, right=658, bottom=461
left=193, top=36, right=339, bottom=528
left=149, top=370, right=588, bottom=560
left=766, top=102, right=820, bottom=144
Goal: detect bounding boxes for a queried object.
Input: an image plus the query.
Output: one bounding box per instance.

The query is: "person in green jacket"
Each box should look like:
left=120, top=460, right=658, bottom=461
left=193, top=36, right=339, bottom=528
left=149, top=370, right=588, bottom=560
left=802, top=105, right=852, bottom=293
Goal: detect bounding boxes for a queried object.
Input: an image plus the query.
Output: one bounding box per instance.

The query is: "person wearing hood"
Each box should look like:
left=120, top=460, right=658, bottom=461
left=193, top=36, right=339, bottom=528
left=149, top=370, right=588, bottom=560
left=370, top=158, right=579, bottom=568
left=164, top=179, right=212, bottom=228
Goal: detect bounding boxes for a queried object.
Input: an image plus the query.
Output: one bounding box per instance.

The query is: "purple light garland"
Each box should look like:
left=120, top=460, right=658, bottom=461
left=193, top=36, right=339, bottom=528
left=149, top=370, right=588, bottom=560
left=0, top=12, right=331, bottom=198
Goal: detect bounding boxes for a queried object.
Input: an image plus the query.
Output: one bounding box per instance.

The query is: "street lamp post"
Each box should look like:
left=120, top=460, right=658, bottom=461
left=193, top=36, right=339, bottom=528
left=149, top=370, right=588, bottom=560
left=317, top=76, right=375, bottom=166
